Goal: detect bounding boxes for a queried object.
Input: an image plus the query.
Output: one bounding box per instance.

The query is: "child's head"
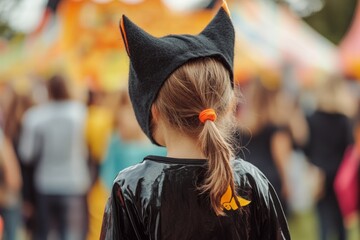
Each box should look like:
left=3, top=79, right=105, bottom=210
left=119, top=1, right=234, bottom=145
left=152, top=57, right=234, bottom=142
left=119, top=1, right=238, bottom=215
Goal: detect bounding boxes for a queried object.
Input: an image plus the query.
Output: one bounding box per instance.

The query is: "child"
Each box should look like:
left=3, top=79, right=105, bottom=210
left=101, top=2, right=290, bottom=239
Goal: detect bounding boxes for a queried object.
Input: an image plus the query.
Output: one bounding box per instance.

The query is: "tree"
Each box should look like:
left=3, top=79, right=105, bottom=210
left=303, top=0, right=358, bottom=44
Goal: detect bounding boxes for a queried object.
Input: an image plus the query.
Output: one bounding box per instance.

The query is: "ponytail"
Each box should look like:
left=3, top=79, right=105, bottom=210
left=153, top=57, right=239, bottom=215
left=199, top=120, right=238, bottom=215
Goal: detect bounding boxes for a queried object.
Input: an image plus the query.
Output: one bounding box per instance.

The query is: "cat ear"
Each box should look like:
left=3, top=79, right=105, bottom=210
left=221, top=0, right=231, bottom=17
left=119, top=15, right=130, bottom=56
left=119, top=15, right=158, bottom=58
left=201, top=0, right=235, bottom=68
left=201, top=0, right=233, bottom=37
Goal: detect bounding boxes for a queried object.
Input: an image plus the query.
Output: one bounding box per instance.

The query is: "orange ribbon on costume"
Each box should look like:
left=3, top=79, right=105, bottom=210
left=199, top=109, right=217, bottom=123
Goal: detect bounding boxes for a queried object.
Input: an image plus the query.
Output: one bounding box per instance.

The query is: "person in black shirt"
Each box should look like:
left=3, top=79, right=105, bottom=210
left=305, top=77, right=353, bottom=240
left=101, top=2, right=290, bottom=239
left=235, top=78, right=292, bottom=214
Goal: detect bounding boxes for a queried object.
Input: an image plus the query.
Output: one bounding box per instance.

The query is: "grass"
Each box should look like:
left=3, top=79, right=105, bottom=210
left=288, top=208, right=359, bottom=240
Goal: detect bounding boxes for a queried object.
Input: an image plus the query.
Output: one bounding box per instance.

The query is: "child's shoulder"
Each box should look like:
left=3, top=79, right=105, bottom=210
left=232, top=158, right=264, bottom=174
left=112, top=159, right=163, bottom=192
left=232, top=159, right=271, bottom=193
left=113, top=161, right=146, bottom=185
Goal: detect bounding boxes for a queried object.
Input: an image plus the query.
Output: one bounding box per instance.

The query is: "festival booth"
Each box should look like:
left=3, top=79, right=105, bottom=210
left=55, top=0, right=213, bottom=91
left=230, top=0, right=339, bottom=87
left=0, top=0, right=339, bottom=91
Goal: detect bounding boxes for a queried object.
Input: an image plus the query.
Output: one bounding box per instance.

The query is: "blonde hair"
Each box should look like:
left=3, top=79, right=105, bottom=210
left=153, top=58, right=239, bottom=215
left=316, top=76, right=353, bottom=115
left=242, top=77, right=280, bottom=134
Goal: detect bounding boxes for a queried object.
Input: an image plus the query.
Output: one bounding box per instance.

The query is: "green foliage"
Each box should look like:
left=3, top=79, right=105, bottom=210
left=0, top=21, right=17, bottom=39
left=0, top=0, right=25, bottom=40
left=304, top=0, right=358, bottom=44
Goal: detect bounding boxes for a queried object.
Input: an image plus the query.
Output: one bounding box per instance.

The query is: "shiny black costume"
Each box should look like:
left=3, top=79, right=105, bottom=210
left=100, top=156, right=290, bottom=239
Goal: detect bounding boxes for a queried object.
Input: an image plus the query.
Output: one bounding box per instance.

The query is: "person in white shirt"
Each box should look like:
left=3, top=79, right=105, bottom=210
left=20, top=75, right=90, bottom=240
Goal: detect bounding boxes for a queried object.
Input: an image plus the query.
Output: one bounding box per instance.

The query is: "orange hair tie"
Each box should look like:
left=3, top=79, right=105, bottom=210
left=199, top=109, right=217, bottom=123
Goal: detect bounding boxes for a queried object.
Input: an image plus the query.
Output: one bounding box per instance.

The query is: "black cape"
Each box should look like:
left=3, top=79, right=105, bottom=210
left=100, top=156, right=291, bottom=240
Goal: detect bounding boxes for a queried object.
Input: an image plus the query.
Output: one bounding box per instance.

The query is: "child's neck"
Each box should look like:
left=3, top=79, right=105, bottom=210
left=164, top=130, right=205, bottom=160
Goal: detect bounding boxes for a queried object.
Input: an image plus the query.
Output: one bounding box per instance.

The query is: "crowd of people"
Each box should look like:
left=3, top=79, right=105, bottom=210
left=1, top=8, right=360, bottom=235
left=0, top=70, right=358, bottom=239
left=0, top=0, right=359, bottom=239
left=235, top=75, right=359, bottom=240
left=0, top=75, right=165, bottom=239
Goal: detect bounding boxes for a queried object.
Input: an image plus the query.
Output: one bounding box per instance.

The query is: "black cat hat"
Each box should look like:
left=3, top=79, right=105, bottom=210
left=120, top=1, right=235, bottom=145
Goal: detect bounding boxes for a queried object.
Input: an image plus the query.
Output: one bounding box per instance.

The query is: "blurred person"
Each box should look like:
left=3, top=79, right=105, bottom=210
left=346, top=100, right=360, bottom=229
left=85, top=90, right=113, bottom=184
left=357, top=106, right=360, bottom=232
left=0, top=215, right=3, bottom=239
left=85, top=90, right=113, bottom=240
left=19, top=75, right=90, bottom=240
left=88, top=89, right=165, bottom=240
left=333, top=92, right=360, bottom=228
left=99, top=89, right=166, bottom=189
left=4, top=87, right=33, bottom=151
left=357, top=109, right=360, bottom=234
left=101, top=4, right=290, bottom=239
left=3, top=85, right=35, bottom=236
left=277, top=92, right=326, bottom=240
left=283, top=93, right=325, bottom=213
left=305, top=76, right=353, bottom=240
left=235, top=77, right=292, bottom=214
left=284, top=97, right=309, bottom=149
left=0, top=83, right=10, bottom=129
left=0, top=127, right=22, bottom=240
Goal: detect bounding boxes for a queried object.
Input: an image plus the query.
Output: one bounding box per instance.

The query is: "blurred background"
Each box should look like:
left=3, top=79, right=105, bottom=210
left=0, top=0, right=359, bottom=239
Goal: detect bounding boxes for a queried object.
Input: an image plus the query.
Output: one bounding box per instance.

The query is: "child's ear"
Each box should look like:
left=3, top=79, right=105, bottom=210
left=151, top=104, right=166, bottom=147
left=151, top=105, right=159, bottom=123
